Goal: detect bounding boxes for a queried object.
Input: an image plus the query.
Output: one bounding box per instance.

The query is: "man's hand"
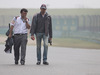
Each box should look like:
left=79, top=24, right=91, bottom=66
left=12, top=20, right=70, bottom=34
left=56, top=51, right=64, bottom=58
left=49, top=38, right=52, bottom=41
left=48, top=38, right=52, bottom=45
left=31, top=35, right=35, bottom=40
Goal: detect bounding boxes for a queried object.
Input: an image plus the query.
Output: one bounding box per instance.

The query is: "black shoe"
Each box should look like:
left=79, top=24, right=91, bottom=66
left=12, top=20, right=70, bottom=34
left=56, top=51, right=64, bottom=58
left=36, top=61, right=41, bottom=65
left=21, top=61, right=25, bottom=65
left=15, top=61, right=18, bottom=65
left=43, top=62, right=49, bottom=65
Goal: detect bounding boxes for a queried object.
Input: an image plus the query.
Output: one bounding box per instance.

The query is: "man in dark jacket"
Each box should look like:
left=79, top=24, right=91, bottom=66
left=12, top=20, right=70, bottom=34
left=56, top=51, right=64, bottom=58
left=30, top=4, right=52, bottom=65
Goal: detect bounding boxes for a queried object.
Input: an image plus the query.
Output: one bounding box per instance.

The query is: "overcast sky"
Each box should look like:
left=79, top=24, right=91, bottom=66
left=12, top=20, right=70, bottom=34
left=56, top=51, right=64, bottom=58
left=0, top=0, right=100, bottom=8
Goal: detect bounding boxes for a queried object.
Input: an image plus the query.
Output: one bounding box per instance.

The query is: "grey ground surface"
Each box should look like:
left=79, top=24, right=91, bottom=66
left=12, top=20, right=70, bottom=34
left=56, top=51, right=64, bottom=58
left=0, top=44, right=100, bottom=75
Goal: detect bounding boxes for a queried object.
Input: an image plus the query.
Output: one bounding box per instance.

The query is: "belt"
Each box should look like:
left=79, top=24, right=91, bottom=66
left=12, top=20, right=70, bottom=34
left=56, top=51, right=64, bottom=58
left=14, top=33, right=27, bottom=35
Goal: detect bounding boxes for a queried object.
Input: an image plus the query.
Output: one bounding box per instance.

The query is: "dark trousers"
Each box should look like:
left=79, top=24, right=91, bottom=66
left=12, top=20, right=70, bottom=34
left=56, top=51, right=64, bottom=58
left=13, top=34, right=27, bottom=62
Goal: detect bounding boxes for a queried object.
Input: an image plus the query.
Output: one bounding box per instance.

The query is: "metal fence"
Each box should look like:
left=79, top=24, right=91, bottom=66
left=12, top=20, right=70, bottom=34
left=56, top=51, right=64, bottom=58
left=0, top=15, right=100, bottom=43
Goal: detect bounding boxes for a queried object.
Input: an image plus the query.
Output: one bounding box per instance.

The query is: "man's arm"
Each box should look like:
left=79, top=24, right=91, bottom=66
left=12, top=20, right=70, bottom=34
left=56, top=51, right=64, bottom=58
left=25, top=18, right=30, bottom=29
left=26, top=21, right=30, bottom=29
left=49, top=16, right=52, bottom=40
left=30, top=15, right=37, bottom=40
left=8, top=26, right=14, bottom=38
left=8, top=18, right=15, bottom=38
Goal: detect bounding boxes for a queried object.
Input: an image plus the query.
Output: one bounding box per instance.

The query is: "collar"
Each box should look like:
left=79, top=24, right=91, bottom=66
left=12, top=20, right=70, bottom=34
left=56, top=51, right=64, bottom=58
left=20, top=16, right=24, bottom=20
left=19, top=16, right=22, bottom=19
left=40, top=12, right=47, bottom=17
left=20, top=16, right=26, bottom=20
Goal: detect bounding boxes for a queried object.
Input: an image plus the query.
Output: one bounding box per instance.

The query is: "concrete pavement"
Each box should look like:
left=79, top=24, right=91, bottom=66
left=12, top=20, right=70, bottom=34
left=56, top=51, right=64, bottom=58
left=0, top=45, right=100, bottom=75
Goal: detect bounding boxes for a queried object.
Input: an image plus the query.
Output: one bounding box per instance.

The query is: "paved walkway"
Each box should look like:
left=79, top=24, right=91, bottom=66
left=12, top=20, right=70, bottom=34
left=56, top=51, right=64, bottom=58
left=0, top=45, right=100, bottom=75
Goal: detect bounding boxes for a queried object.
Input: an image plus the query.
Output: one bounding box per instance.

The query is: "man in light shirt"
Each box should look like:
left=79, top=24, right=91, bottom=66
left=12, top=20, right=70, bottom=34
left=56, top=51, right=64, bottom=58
left=8, top=8, right=30, bottom=65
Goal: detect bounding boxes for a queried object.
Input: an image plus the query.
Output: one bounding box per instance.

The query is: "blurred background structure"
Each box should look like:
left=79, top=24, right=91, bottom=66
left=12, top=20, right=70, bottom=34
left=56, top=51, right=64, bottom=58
left=0, top=9, right=100, bottom=49
left=0, top=0, right=100, bottom=49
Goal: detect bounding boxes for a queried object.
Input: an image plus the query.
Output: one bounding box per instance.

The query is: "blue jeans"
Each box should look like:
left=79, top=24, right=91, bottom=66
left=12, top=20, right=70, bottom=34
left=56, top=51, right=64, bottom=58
left=36, top=33, right=48, bottom=62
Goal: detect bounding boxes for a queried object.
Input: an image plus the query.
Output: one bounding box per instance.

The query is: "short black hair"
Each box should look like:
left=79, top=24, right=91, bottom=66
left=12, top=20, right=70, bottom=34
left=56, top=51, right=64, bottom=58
left=20, top=8, right=28, bottom=13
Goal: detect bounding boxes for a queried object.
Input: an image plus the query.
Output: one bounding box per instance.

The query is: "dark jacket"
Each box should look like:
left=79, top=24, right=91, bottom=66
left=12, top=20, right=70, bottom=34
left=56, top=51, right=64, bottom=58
left=30, top=12, right=52, bottom=38
left=4, top=23, right=13, bottom=53
left=4, top=37, right=13, bottom=53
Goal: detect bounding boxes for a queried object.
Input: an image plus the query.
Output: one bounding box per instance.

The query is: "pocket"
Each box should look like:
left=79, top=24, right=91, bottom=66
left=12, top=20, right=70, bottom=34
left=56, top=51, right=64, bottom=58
left=22, top=35, right=28, bottom=44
